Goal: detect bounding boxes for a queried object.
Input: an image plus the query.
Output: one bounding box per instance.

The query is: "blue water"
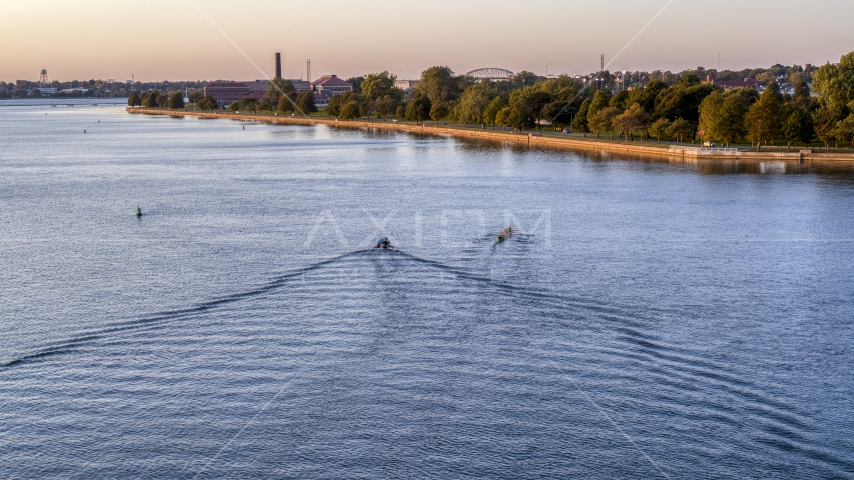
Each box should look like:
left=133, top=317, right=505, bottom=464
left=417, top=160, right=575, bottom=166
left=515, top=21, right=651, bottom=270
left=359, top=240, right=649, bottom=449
left=2, top=105, right=854, bottom=479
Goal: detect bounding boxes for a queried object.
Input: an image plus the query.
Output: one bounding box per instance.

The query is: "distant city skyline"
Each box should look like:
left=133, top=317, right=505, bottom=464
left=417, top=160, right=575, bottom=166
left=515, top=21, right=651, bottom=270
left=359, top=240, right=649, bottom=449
left=1, top=0, right=852, bottom=82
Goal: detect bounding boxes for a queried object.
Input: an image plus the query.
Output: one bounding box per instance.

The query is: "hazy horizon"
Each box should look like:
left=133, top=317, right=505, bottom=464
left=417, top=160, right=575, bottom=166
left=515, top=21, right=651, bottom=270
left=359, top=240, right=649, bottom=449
left=2, top=0, right=852, bottom=83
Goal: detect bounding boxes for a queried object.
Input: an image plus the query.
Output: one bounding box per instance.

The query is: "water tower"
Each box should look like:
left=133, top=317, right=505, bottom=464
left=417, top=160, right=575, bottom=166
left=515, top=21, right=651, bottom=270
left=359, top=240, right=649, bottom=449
left=40, top=69, right=48, bottom=85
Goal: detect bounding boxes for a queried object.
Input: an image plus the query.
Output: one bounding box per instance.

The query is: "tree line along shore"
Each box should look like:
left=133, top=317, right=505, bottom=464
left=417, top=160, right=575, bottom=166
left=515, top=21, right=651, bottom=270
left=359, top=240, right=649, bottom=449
left=127, top=52, right=854, bottom=151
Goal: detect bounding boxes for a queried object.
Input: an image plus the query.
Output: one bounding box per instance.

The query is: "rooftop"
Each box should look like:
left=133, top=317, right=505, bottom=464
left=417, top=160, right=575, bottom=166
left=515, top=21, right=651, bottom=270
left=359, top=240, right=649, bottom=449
left=311, top=75, right=352, bottom=88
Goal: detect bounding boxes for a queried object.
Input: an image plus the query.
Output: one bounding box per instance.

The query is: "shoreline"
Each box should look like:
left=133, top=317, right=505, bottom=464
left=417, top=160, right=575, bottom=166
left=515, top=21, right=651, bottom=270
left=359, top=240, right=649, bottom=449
left=126, top=108, right=854, bottom=162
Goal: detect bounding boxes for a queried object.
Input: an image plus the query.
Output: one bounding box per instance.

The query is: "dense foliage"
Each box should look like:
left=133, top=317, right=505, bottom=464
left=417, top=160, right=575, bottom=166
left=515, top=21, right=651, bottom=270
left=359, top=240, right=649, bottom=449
left=52, top=51, right=854, bottom=147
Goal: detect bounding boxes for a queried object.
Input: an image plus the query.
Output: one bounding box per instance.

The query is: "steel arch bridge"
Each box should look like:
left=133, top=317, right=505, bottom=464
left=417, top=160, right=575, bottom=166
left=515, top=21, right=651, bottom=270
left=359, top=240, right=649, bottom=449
left=465, top=68, right=515, bottom=81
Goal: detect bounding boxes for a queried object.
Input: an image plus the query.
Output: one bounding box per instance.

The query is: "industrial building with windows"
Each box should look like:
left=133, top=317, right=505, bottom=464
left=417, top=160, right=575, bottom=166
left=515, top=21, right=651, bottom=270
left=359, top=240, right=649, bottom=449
left=203, top=53, right=353, bottom=107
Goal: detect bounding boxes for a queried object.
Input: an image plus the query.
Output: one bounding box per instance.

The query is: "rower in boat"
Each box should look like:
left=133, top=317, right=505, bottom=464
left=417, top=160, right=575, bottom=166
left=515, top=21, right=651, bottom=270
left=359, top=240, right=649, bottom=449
left=497, top=226, right=512, bottom=241
left=375, top=237, right=393, bottom=249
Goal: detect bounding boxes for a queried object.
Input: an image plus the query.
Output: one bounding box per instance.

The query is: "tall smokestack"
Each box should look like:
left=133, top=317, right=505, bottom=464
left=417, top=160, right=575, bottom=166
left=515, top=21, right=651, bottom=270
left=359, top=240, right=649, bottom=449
left=275, top=53, right=281, bottom=79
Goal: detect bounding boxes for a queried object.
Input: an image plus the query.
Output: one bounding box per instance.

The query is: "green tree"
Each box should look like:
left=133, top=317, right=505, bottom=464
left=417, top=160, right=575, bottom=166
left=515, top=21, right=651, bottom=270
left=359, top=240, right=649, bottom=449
left=419, top=66, right=460, bottom=103
left=506, top=107, right=530, bottom=130
left=505, top=89, right=536, bottom=130
left=495, top=106, right=511, bottom=130
left=512, top=71, right=539, bottom=89
left=613, top=103, right=649, bottom=141
left=745, top=82, right=784, bottom=147
left=295, top=91, right=317, bottom=115
left=792, top=81, right=812, bottom=107
left=524, top=91, right=552, bottom=130
left=375, top=96, right=391, bottom=120
left=447, top=101, right=462, bottom=124
left=396, top=105, right=406, bottom=119
left=571, top=98, right=591, bottom=136
left=430, top=102, right=449, bottom=124
left=142, top=90, right=159, bottom=108
left=654, top=83, right=715, bottom=123
left=359, top=100, right=375, bottom=118
left=339, top=101, right=359, bottom=120
left=811, top=52, right=854, bottom=109
left=167, top=92, right=185, bottom=110
left=589, top=107, right=622, bottom=139
left=458, top=82, right=498, bottom=128
left=830, top=114, right=854, bottom=147
left=537, top=75, right=583, bottom=103
left=128, top=91, right=140, bottom=107
left=677, top=72, right=702, bottom=87
left=263, top=78, right=295, bottom=104
left=198, top=96, right=217, bottom=111
left=361, top=71, right=398, bottom=101
left=789, top=71, right=811, bottom=88
left=483, top=96, right=506, bottom=130
left=346, top=76, right=365, bottom=94
left=698, top=89, right=725, bottom=141
left=541, top=102, right=574, bottom=130
left=188, top=89, right=204, bottom=103
left=228, top=101, right=239, bottom=112
left=330, top=91, right=359, bottom=117
left=667, top=118, right=695, bottom=144
left=634, top=80, right=668, bottom=113
left=406, top=94, right=432, bottom=124
left=813, top=105, right=847, bottom=148
left=755, top=71, right=778, bottom=84
left=586, top=90, right=611, bottom=137
left=716, top=89, right=756, bottom=145
left=609, top=90, right=631, bottom=110
left=648, top=118, right=671, bottom=143
left=155, top=93, right=168, bottom=108
left=325, top=93, right=344, bottom=117
left=783, top=108, right=815, bottom=148
left=238, top=97, right=259, bottom=113
left=277, top=92, right=298, bottom=113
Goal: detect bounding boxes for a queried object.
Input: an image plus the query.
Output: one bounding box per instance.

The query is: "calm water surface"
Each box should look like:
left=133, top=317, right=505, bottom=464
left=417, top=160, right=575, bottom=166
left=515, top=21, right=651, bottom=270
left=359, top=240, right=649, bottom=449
left=2, top=105, right=854, bottom=479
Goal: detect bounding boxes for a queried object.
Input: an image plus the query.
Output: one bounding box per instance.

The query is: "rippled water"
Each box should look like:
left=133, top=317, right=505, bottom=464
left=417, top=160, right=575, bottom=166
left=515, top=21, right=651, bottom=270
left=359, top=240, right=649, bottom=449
left=2, top=105, right=854, bottom=479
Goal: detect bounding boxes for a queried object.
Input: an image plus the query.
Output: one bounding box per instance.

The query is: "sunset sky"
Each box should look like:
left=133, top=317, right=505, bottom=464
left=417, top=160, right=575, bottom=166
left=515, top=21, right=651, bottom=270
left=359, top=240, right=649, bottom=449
left=2, top=0, right=852, bottom=82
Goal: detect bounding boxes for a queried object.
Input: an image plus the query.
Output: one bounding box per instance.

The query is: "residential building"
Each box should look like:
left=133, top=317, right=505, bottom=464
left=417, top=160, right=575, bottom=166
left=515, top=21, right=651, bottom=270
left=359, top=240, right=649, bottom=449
left=311, top=75, right=353, bottom=96
left=709, top=78, right=766, bottom=93
left=313, top=91, right=330, bottom=107
left=394, top=80, right=418, bottom=94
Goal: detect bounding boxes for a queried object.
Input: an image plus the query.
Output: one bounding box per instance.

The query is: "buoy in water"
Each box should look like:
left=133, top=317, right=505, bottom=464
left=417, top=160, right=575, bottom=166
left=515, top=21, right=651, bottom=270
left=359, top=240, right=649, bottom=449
left=136, top=207, right=142, bottom=217
left=242, top=125, right=245, bottom=130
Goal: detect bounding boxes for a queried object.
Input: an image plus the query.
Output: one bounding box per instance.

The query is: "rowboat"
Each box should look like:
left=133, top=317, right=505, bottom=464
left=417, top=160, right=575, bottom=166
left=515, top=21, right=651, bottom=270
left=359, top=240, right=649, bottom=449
left=497, top=227, right=512, bottom=241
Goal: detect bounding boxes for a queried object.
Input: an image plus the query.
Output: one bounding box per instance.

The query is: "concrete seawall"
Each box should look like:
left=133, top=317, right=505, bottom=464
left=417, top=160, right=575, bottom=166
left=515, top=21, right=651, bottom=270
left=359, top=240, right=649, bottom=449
left=127, top=108, right=854, bottom=162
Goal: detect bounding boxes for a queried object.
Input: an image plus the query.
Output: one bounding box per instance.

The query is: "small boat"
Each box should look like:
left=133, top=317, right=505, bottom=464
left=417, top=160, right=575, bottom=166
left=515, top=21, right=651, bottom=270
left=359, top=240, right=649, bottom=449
left=497, top=227, right=513, bottom=241
left=375, top=237, right=393, bottom=249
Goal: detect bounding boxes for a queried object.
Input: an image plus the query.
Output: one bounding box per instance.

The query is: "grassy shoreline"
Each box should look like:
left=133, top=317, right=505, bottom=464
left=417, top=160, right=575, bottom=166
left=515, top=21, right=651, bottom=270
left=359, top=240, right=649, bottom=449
left=129, top=107, right=854, bottom=161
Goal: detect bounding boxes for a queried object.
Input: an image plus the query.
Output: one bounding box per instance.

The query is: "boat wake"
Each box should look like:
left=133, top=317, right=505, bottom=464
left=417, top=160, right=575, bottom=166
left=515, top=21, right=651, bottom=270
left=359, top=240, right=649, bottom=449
left=2, top=243, right=845, bottom=476
left=1, top=243, right=630, bottom=369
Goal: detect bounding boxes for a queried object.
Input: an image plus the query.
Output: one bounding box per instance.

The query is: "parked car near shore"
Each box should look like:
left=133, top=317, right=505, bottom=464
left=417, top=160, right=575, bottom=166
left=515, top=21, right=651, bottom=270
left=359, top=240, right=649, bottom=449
left=703, top=141, right=717, bottom=147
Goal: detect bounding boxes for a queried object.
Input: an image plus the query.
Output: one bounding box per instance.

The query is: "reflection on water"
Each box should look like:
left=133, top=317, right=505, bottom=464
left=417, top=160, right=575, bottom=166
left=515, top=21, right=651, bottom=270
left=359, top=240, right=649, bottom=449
left=1, top=106, right=854, bottom=478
